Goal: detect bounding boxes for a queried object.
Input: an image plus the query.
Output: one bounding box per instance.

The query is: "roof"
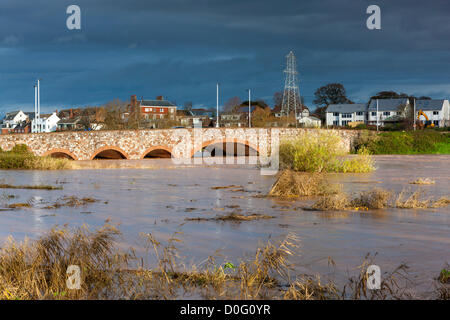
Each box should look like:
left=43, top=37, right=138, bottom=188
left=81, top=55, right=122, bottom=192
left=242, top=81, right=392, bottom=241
left=24, top=112, right=35, bottom=120
left=415, top=99, right=446, bottom=111
left=190, top=109, right=213, bottom=117
left=327, top=103, right=367, bottom=113
left=368, top=98, right=409, bottom=111
left=141, top=100, right=176, bottom=107
left=3, top=111, right=21, bottom=120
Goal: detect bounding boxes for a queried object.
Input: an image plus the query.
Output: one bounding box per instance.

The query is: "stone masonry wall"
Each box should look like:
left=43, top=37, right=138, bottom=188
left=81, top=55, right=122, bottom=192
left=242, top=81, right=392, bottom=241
left=0, top=128, right=359, bottom=161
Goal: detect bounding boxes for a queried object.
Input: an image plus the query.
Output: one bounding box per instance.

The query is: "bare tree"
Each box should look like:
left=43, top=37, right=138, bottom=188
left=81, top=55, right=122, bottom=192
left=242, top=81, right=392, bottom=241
left=224, top=96, right=242, bottom=112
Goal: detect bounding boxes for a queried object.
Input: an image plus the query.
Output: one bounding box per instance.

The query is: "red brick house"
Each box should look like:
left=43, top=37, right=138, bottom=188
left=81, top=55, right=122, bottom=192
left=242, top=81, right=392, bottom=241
left=130, top=95, right=177, bottom=120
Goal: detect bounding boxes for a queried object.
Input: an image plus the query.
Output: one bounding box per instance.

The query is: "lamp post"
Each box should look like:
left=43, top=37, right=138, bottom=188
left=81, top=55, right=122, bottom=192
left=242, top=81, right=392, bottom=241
left=216, top=83, right=219, bottom=128
left=247, top=89, right=251, bottom=128
left=376, top=99, right=379, bottom=132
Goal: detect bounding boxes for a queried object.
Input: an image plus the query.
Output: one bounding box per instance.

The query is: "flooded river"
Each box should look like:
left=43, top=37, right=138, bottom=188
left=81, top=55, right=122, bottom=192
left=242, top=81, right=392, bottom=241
left=0, top=155, right=449, bottom=297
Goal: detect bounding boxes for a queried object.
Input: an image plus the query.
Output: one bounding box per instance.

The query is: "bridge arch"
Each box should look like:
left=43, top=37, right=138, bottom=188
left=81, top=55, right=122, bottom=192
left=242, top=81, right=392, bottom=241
left=91, top=146, right=129, bottom=160
left=141, top=146, right=172, bottom=159
left=43, top=148, right=77, bottom=160
left=192, top=139, right=259, bottom=158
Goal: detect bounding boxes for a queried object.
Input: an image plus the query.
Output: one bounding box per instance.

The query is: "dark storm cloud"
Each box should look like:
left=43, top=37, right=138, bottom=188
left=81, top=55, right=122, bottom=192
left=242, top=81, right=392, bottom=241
left=0, top=0, right=449, bottom=113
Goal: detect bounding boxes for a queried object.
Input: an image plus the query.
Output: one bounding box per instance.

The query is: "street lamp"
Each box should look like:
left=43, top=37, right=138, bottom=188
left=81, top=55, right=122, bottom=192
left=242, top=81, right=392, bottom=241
left=247, top=89, right=251, bottom=128
left=216, top=83, right=220, bottom=128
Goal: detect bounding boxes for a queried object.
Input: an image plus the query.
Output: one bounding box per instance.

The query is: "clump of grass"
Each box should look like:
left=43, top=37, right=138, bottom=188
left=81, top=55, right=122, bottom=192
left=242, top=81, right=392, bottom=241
left=7, top=203, right=31, bottom=209
left=438, top=267, right=450, bottom=284
left=279, top=132, right=374, bottom=173
left=284, top=275, right=340, bottom=300
left=211, top=185, right=242, bottom=190
left=186, top=213, right=274, bottom=223
left=350, top=188, right=392, bottom=209
left=0, top=184, right=62, bottom=190
left=0, top=224, right=132, bottom=300
left=410, top=178, right=436, bottom=185
left=0, top=144, right=73, bottom=170
left=43, top=196, right=98, bottom=209
left=395, top=189, right=432, bottom=209
left=312, top=192, right=350, bottom=211
left=268, top=170, right=341, bottom=198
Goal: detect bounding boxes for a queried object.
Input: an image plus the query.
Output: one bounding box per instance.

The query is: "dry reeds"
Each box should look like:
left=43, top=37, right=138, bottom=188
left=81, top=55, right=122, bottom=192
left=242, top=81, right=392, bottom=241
left=351, top=188, right=392, bottom=209
left=268, top=170, right=341, bottom=198
left=410, top=178, right=435, bottom=185
left=186, top=213, right=274, bottom=223
left=311, top=193, right=350, bottom=211
left=0, top=184, right=62, bottom=190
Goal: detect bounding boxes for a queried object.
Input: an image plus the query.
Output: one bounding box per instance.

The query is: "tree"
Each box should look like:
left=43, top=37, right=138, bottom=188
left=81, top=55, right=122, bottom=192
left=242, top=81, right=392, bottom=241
left=313, top=83, right=352, bottom=121
left=313, top=83, right=353, bottom=108
left=224, top=97, right=242, bottom=112
left=273, top=91, right=283, bottom=108
left=183, top=101, right=193, bottom=111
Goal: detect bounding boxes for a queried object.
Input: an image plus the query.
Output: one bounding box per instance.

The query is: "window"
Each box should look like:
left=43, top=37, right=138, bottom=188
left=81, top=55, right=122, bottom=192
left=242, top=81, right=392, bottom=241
left=342, top=120, right=350, bottom=126
left=342, top=113, right=352, bottom=118
left=160, top=108, right=164, bottom=112
left=371, top=112, right=376, bottom=116
left=383, top=112, right=390, bottom=116
left=356, top=112, right=364, bottom=116
left=145, top=108, right=150, bottom=112
left=333, top=112, right=339, bottom=116
left=433, top=111, right=439, bottom=115
left=433, top=120, right=439, bottom=126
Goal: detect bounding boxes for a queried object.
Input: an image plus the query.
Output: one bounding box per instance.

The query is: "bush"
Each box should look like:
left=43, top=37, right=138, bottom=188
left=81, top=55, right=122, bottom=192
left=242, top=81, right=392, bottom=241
left=0, top=144, right=73, bottom=170
left=279, top=131, right=374, bottom=173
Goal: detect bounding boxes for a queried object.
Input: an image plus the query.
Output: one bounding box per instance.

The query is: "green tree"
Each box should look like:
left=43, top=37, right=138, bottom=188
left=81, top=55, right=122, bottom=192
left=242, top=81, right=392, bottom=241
left=313, top=83, right=353, bottom=120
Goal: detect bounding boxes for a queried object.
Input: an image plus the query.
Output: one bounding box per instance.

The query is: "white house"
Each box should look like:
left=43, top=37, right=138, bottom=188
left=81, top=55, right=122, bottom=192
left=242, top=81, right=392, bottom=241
left=2, top=110, right=29, bottom=129
left=367, top=98, right=411, bottom=126
left=415, top=99, right=450, bottom=128
left=32, top=112, right=60, bottom=133
left=326, top=103, right=367, bottom=126
left=298, top=115, right=322, bottom=128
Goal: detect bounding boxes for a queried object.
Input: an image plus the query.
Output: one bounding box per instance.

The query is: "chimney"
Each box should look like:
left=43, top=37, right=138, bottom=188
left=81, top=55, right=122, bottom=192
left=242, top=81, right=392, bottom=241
left=131, top=95, right=137, bottom=107
left=70, top=108, right=73, bottom=118
left=156, top=95, right=163, bottom=101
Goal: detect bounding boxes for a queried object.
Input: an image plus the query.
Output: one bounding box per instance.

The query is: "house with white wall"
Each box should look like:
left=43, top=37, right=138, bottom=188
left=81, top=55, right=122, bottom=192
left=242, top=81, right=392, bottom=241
left=32, top=112, right=60, bottom=133
left=415, top=99, right=450, bottom=128
left=325, top=103, right=367, bottom=126
left=2, top=110, right=29, bottom=129
left=367, top=98, right=411, bottom=126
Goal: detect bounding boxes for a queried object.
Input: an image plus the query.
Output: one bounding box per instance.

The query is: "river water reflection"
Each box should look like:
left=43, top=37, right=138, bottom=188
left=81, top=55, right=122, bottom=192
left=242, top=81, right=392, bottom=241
left=0, top=155, right=449, bottom=297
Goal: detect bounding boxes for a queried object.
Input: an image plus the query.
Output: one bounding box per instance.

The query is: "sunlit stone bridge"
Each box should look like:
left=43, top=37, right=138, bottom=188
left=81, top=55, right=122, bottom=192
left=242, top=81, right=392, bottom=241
left=0, top=128, right=358, bottom=161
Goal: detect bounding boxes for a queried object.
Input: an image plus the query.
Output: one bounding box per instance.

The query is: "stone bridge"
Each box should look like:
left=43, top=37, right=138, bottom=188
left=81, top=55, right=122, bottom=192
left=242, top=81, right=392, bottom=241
left=0, top=128, right=359, bottom=161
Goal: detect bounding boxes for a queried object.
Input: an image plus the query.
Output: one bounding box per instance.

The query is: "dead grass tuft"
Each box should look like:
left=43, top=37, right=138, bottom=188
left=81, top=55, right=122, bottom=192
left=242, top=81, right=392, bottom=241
left=186, top=213, right=274, bottom=223
left=311, top=193, right=350, bottom=211
left=409, top=178, right=435, bottom=185
left=351, top=188, right=392, bottom=209
left=268, top=170, right=341, bottom=198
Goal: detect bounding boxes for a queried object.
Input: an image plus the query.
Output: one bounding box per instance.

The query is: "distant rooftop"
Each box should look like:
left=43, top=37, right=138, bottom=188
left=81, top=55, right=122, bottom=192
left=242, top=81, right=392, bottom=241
left=141, top=100, right=176, bottom=107
left=368, top=98, right=409, bottom=111
left=415, top=99, right=447, bottom=111
left=327, top=103, right=367, bottom=113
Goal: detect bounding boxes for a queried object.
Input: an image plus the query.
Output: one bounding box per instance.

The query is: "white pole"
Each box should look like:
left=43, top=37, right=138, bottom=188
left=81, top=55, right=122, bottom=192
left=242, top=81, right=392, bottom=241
left=216, top=83, right=219, bottom=128
left=37, top=79, right=40, bottom=120
left=248, top=89, right=251, bottom=128
left=34, top=85, right=37, bottom=133
left=376, top=99, right=379, bottom=132
left=413, top=99, right=416, bottom=131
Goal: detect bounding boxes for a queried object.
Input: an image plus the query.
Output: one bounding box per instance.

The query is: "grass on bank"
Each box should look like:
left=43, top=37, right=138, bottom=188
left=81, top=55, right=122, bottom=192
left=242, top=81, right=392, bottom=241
left=355, top=130, right=450, bottom=155
left=0, top=144, right=73, bottom=170
left=279, top=131, right=374, bottom=173
left=2, top=224, right=444, bottom=300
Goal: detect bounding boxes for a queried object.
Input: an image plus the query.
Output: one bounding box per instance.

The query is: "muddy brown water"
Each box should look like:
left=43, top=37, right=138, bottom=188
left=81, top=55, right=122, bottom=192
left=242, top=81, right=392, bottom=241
left=0, top=155, right=448, bottom=298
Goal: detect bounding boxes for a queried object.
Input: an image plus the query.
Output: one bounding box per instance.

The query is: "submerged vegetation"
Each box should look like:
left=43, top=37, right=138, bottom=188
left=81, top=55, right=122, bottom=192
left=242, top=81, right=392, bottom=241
left=0, top=145, right=73, bottom=170
left=279, top=131, right=374, bottom=173
left=0, top=184, right=62, bottom=190
left=0, top=224, right=445, bottom=300
left=312, top=187, right=450, bottom=211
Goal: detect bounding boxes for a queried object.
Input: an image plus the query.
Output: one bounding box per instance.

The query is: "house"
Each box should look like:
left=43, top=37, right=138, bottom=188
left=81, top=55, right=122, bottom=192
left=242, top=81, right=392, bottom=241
left=32, top=112, right=60, bottom=133
left=298, top=115, right=322, bottom=128
left=367, top=98, right=411, bottom=126
left=178, top=109, right=214, bottom=127
left=131, top=95, right=177, bottom=120
left=12, top=121, right=31, bottom=134
left=220, top=112, right=246, bottom=127
left=326, top=103, right=367, bottom=127
left=415, top=99, right=450, bottom=128
left=57, top=116, right=83, bottom=131
left=1, top=110, right=29, bottom=134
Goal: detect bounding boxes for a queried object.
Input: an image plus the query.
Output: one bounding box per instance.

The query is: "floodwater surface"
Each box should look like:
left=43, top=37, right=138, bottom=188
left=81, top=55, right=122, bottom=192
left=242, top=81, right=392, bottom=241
left=0, top=155, right=449, bottom=297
